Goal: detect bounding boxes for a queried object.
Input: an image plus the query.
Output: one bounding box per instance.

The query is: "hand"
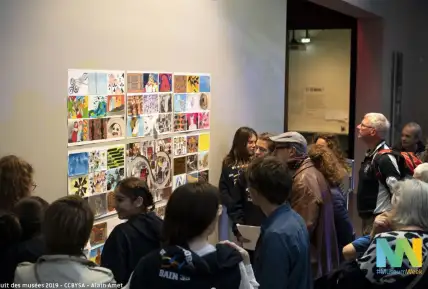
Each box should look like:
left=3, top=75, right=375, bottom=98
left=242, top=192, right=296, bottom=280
left=220, top=240, right=251, bottom=265
left=371, top=212, right=392, bottom=238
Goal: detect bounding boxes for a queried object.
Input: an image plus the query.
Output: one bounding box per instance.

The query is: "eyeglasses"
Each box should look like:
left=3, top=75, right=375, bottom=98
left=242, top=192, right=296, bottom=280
left=360, top=123, right=374, bottom=129
left=32, top=183, right=37, bottom=191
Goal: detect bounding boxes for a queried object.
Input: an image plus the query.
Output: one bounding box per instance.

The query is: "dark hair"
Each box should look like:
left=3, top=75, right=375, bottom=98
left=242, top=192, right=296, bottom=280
left=313, top=134, right=348, bottom=170
left=116, top=177, right=154, bottom=211
left=247, top=156, right=292, bottom=205
left=13, top=196, right=49, bottom=240
left=162, top=182, right=219, bottom=247
left=43, top=195, right=93, bottom=256
left=258, top=132, right=276, bottom=152
left=0, top=155, right=34, bottom=211
left=223, top=127, right=257, bottom=167
left=0, top=211, right=22, bottom=247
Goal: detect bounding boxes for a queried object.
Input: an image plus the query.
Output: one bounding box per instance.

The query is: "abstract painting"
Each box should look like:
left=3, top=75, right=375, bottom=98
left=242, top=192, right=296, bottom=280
left=96, top=72, right=108, bottom=95
left=198, top=151, right=209, bottom=171
left=198, top=112, right=210, bottom=129
left=143, top=94, right=159, bottom=114
left=143, top=114, right=158, bottom=136
left=174, top=75, right=187, bottom=93
left=198, top=133, right=210, bottom=152
left=88, top=95, right=107, bottom=118
left=173, top=94, right=186, bottom=113
left=173, top=113, right=187, bottom=132
left=107, top=95, right=125, bottom=116
left=173, top=157, right=186, bottom=176
left=107, top=146, right=125, bottom=169
left=198, top=170, right=209, bottom=183
left=89, top=149, right=108, bottom=173
left=187, top=172, right=199, bottom=183
left=106, top=167, right=124, bottom=192
left=186, top=94, right=202, bottom=112
left=88, top=119, right=108, bottom=141
left=88, top=194, right=107, bottom=218
left=90, top=222, right=107, bottom=246
left=186, top=155, right=198, bottom=173
left=68, top=176, right=89, bottom=197
left=107, top=72, right=125, bottom=95
left=127, top=95, right=143, bottom=116
left=127, top=116, right=144, bottom=137
left=89, top=171, right=107, bottom=195
left=89, top=245, right=104, bottom=265
left=107, top=191, right=116, bottom=213
left=187, top=75, right=200, bottom=93
left=68, top=70, right=91, bottom=95
left=187, top=135, right=199, bottom=153
left=159, top=93, right=172, bottom=113
left=172, top=174, right=187, bottom=191
left=199, top=75, right=211, bottom=92
left=186, top=113, right=199, bottom=131
left=68, top=152, right=89, bottom=177
left=127, top=72, right=144, bottom=93
left=173, top=136, right=187, bottom=156
left=156, top=113, right=172, bottom=134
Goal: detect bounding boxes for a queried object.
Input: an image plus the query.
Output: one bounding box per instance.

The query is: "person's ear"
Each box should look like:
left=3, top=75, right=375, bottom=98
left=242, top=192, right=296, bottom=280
left=134, top=196, right=144, bottom=208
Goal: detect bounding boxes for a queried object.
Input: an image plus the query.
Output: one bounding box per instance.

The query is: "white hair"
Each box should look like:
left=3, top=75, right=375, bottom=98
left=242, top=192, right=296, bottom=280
left=413, top=163, right=428, bottom=183
left=364, top=112, right=390, bottom=138
left=391, top=179, right=428, bottom=230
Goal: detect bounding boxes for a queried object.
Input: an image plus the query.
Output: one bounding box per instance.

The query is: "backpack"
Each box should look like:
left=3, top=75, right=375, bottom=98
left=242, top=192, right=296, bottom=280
left=373, top=149, right=422, bottom=181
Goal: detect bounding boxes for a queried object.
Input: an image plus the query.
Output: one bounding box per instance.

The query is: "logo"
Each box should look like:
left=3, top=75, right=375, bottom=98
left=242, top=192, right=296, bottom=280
left=376, top=238, right=422, bottom=268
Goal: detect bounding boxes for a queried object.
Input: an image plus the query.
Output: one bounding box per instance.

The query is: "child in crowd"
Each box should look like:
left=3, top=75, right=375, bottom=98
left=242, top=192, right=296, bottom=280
left=101, top=177, right=162, bottom=286
left=0, top=211, right=22, bottom=283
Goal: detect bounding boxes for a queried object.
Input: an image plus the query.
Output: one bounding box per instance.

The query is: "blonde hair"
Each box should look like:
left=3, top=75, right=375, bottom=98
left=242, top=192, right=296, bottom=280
left=308, top=144, right=347, bottom=187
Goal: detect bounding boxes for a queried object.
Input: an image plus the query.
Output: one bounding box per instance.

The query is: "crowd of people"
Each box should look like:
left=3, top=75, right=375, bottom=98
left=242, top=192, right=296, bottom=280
left=1, top=112, right=428, bottom=288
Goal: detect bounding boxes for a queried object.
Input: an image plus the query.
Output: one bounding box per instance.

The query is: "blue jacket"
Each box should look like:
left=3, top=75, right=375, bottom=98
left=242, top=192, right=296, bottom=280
left=254, top=203, right=312, bottom=289
left=330, top=187, right=354, bottom=257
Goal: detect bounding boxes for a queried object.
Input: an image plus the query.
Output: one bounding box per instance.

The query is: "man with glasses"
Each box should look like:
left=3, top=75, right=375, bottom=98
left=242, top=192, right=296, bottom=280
left=356, top=113, right=401, bottom=235
left=229, top=133, right=275, bottom=259
left=269, top=131, right=339, bottom=279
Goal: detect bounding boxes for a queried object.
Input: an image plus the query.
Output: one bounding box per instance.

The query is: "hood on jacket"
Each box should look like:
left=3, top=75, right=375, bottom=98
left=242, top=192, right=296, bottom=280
left=14, top=255, right=115, bottom=285
left=357, top=231, right=428, bottom=286
left=127, top=211, right=163, bottom=243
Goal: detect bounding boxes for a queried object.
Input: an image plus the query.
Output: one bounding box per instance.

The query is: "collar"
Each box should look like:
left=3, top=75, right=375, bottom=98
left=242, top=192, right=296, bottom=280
left=261, top=203, right=291, bottom=231
left=366, top=140, right=386, bottom=157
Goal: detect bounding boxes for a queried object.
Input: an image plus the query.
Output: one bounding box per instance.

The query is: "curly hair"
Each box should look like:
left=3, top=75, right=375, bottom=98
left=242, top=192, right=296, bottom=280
left=0, top=155, right=34, bottom=211
left=313, top=133, right=348, bottom=171
left=308, top=144, right=347, bottom=187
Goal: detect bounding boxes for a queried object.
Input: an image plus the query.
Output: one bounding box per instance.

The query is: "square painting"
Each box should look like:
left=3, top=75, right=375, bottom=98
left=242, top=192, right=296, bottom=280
left=187, top=75, right=200, bottom=93
left=88, top=194, right=108, bottom=218
left=127, top=95, right=143, bottom=116
left=68, top=152, right=89, bottom=177
left=127, top=116, right=144, bottom=137
left=186, top=155, right=198, bottom=173
left=88, top=95, right=107, bottom=118
left=68, top=176, right=89, bottom=197
left=159, top=73, right=172, bottom=92
left=107, top=191, right=116, bottom=212
left=187, top=135, right=199, bottom=154
left=173, top=94, right=187, bottom=113
left=173, top=157, right=186, bottom=176
left=88, top=119, right=108, bottom=141
left=68, top=70, right=90, bottom=95
left=68, top=96, right=89, bottom=119
left=159, top=93, right=172, bottom=113
left=156, top=138, right=172, bottom=155
left=198, top=133, right=210, bottom=152
left=107, top=72, right=125, bottom=95
left=96, top=72, right=108, bottom=95
left=89, top=171, right=107, bottom=195
left=89, top=149, right=108, bottom=173
left=198, top=170, right=209, bottom=183
left=143, top=94, right=159, bottom=114
left=198, top=151, right=209, bottom=171
left=187, top=172, right=199, bottom=183
left=198, top=112, right=210, bottom=129
left=186, top=113, right=199, bottom=131
left=199, top=93, right=209, bottom=110
left=174, top=75, right=187, bottom=93
left=106, top=117, right=125, bottom=139
left=173, top=113, right=187, bottom=132
left=107, top=146, right=125, bottom=169
left=143, top=114, right=158, bottom=136
left=106, top=167, right=125, bottom=192
left=185, top=94, right=202, bottom=112
left=107, top=95, right=125, bottom=116
left=143, top=73, right=159, bottom=93
left=127, top=73, right=144, bottom=93
left=68, top=120, right=89, bottom=144
left=89, top=245, right=104, bottom=265
left=156, top=113, right=172, bottom=134
left=90, top=222, right=107, bottom=246
left=173, top=136, right=187, bottom=156
left=172, top=174, right=187, bottom=191
left=199, top=75, right=211, bottom=92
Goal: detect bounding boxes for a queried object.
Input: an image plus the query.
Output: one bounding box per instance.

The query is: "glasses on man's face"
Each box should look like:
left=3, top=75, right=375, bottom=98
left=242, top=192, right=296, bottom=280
left=359, top=123, right=374, bottom=129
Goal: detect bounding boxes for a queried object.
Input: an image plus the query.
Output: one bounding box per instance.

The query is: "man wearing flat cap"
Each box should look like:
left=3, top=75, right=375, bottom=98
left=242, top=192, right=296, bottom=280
left=269, top=131, right=339, bottom=279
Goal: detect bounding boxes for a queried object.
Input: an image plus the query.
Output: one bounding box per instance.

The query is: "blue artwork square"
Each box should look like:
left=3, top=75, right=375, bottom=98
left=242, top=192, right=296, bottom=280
left=68, top=152, right=89, bottom=177
left=96, top=72, right=108, bottom=95
left=199, top=76, right=211, bottom=92
left=174, top=94, right=187, bottom=112
left=88, top=73, right=97, bottom=95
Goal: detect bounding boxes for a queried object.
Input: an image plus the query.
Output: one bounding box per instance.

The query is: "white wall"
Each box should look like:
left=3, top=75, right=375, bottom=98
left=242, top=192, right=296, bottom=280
left=0, top=0, right=286, bottom=226
left=288, top=29, right=351, bottom=134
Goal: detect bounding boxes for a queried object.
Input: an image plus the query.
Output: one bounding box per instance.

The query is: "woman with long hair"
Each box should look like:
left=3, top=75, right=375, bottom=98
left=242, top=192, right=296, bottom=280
left=308, top=144, right=354, bottom=260
left=127, top=182, right=258, bottom=289
left=219, top=127, right=257, bottom=210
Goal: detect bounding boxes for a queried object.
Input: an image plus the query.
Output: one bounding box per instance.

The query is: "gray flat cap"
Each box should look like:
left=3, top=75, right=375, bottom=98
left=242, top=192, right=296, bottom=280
left=269, top=132, right=307, bottom=148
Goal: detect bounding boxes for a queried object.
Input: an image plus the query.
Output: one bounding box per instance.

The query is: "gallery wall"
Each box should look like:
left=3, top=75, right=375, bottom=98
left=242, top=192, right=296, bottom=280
left=287, top=29, right=351, bottom=135
left=0, top=0, right=287, bottom=241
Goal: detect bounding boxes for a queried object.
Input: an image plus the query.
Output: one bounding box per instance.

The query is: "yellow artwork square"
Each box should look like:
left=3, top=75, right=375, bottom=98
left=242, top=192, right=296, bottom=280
left=198, top=133, right=210, bottom=152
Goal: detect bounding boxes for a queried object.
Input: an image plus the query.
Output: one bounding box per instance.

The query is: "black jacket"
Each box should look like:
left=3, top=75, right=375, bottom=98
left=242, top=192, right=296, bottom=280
left=0, top=235, right=45, bottom=284
left=229, top=173, right=265, bottom=237
left=129, top=244, right=243, bottom=289
left=219, top=164, right=246, bottom=210
left=101, top=212, right=162, bottom=285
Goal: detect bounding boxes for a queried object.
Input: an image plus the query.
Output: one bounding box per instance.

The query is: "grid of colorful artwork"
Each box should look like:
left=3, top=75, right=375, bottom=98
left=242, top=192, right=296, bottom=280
left=67, top=70, right=211, bottom=220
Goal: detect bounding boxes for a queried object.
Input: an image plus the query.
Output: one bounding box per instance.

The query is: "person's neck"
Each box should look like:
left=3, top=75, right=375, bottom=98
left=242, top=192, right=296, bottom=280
left=260, top=202, right=280, bottom=218
left=367, top=138, right=384, bottom=151
left=188, top=235, right=210, bottom=252
left=404, top=144, right=417, bottom=153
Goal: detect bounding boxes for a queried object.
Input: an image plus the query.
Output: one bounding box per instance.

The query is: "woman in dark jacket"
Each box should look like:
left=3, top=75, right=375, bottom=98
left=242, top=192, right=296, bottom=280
left=101, top=177, right=162, bottom=286
left=308, top=144, right=354, bottom=260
